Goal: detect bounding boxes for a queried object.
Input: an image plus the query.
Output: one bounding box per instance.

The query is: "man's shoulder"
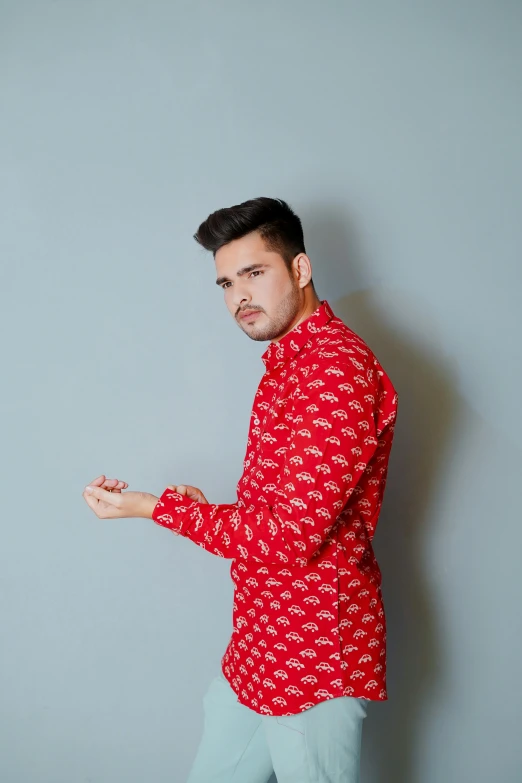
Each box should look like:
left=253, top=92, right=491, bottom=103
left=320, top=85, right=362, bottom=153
left=303, top=316, right=379, bottom=373
left=297, top=317, right=398, bottom=428
left=298, top=316, right=397, bottom=401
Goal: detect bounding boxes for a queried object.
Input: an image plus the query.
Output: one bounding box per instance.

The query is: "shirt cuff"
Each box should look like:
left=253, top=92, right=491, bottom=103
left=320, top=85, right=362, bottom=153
left=151, top=486, right=196, bottom=535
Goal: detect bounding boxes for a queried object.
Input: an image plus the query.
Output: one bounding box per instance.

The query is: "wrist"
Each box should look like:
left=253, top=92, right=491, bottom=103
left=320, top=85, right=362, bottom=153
left=139, top=492, right=159, bottom=519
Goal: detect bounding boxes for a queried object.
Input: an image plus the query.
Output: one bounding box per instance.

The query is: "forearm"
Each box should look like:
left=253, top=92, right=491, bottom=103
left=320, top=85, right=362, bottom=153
left=152, top=486, right=342, bottom=566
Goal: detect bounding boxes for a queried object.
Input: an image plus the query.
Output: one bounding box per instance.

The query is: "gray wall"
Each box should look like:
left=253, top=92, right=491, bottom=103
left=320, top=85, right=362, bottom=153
left=1, top=2, right=521, bottom=781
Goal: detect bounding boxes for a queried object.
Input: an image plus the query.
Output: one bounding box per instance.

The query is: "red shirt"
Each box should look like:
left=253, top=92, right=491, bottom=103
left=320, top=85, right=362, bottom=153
left=152, top=300, right=398, bottom=716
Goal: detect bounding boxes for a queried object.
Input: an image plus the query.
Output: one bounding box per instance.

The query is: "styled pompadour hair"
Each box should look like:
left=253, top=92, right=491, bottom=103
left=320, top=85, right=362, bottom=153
left=193, top=197, right=306, bottom=269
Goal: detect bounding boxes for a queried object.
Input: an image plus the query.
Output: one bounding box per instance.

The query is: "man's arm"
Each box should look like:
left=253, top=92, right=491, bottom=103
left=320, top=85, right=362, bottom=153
left=152, top=361, right=382, bottom=566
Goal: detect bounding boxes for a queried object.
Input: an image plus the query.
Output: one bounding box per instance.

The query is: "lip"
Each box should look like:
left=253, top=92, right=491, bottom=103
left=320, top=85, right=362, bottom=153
left=240, top=310, right=261, bottom=320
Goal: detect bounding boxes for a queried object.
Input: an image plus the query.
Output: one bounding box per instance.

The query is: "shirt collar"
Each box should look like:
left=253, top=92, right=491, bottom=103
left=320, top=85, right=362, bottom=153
left=261, top=299, right=335, bottom=371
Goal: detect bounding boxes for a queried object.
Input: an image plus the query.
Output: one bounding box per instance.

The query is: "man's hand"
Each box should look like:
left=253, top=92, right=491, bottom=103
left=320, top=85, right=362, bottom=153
left=82, top=474, right=158, bottom=519
left=166, top=484, right=209, bottom=504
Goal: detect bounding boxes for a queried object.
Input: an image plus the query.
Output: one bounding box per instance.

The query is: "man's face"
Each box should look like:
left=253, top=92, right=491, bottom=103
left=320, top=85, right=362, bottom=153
left=215, top=230, right=303, bottom=343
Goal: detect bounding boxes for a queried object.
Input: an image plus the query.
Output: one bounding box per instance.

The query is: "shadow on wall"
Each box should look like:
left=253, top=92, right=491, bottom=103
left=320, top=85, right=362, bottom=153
left=285, top=208, right=460, bottom=783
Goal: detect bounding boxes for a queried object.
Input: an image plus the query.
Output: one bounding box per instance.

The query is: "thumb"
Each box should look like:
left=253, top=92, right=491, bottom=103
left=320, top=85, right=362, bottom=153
left=85, top=485, right=115, bottom=502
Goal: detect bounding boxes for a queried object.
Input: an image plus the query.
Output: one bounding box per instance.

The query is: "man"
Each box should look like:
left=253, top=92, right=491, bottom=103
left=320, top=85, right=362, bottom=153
left=83, top=197, right=398, bottom=783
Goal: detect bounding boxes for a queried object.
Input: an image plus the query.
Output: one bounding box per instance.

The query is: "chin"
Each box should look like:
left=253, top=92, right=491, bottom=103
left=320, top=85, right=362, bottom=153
left=241, top=324, right=268, bottom=341
left=250, top=334, right=271, bottom=343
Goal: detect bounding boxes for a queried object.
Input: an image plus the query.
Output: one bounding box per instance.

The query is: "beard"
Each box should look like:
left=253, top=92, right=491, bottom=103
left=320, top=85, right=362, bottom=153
left=238, top=280, right=302, bottom=342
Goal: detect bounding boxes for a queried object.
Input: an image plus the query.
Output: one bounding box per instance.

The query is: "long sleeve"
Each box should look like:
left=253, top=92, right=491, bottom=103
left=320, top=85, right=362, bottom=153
left=152, top=361, right=384, bottom=566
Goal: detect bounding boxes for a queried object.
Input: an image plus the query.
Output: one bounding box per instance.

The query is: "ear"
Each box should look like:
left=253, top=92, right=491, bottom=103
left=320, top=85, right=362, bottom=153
left=292, top=253, right=313, bottom=289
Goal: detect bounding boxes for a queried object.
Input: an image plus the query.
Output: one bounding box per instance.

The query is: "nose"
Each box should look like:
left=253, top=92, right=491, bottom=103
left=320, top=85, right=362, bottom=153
left=232, top=288, right=252, bottom=313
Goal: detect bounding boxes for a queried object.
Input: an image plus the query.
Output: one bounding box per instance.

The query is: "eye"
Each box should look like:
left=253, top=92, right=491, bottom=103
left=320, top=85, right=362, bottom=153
left=221, top=271, right=262, bottom=290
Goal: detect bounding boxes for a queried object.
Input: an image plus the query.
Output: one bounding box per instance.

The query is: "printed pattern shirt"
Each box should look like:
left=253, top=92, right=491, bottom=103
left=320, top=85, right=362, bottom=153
left=152, top=300, right=398, bottom=716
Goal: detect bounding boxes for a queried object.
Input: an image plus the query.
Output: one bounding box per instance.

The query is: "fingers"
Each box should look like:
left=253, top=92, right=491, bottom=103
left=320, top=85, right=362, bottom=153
left=88, top=475, right=106, bottom=486
left=101, top=478, right=128, bottom=493
left=82, top=484, right=123, bottom=519
left=167, top=484, right=188, bottom=495
left=99, top=486, right=119, bottom=501
left=88, top=476, right=128, bottom=493
left=165, top=484, right=207, bottom=503
left=177, top=485, right=207, bottom=503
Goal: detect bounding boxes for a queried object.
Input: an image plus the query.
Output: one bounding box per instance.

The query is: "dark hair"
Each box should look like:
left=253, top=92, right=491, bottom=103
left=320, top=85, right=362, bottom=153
left=194, top=197, right=306, bottom=270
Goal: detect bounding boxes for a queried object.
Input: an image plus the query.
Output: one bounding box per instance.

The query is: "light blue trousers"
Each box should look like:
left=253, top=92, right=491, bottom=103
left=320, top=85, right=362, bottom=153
left=186, top=672, right=369, bottom=783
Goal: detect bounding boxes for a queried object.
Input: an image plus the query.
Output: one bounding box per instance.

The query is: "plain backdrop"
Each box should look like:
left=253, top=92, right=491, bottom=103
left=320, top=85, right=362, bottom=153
left=1, top=2, right=521, bottom=782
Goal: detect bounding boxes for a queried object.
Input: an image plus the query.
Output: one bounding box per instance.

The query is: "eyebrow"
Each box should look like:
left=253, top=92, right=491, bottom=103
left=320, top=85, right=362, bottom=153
left=216, top=263, right=269, bottom=287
